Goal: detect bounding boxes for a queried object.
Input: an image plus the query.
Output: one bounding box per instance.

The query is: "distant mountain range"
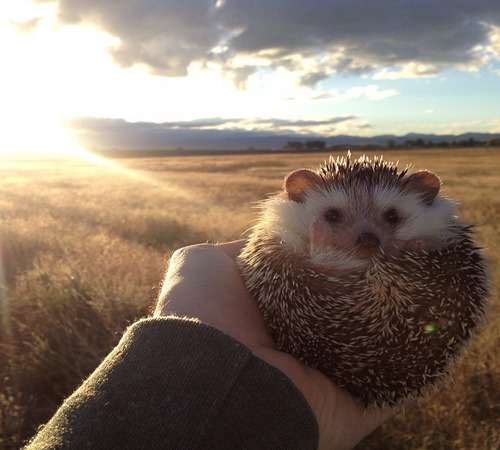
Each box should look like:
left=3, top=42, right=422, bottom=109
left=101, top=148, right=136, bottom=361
left=68, top=118, right=500, bottom=151
left=324, top=132, right=499, bottom=147
left=85, top=131, right=500, bottom=152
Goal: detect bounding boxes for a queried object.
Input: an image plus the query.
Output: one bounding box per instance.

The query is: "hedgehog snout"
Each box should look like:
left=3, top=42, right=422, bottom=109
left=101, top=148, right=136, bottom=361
left=355, top=232, right=381, bottom=257
left=356, top=232, right=380, bottom=247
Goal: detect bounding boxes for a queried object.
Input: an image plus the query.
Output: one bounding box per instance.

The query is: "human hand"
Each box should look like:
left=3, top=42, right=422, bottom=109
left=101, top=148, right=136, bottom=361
left=154, top=241, right=397, bottom=450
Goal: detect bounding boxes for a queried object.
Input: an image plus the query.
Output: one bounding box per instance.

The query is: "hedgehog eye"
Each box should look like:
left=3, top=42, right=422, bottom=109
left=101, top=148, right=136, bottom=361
left=325, top=208, right=341, bottom=223
left=384, top=208, right=399, bottom=225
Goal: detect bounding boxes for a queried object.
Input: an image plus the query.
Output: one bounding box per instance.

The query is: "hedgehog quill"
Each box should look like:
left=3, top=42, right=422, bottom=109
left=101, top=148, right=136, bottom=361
left=237, top=153, right=491, bottom=408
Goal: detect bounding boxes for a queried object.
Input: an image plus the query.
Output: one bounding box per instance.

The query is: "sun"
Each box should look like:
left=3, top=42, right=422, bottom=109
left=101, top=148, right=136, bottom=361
left=0, top=1, right=74, bottom=156
left=0, top=0, right=117, bottom=158
left=0, top=111, right=82, bottom=157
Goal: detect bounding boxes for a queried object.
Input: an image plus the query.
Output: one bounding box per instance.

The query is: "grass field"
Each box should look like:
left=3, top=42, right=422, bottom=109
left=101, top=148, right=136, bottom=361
left=0, top=148, right=499, bottom=448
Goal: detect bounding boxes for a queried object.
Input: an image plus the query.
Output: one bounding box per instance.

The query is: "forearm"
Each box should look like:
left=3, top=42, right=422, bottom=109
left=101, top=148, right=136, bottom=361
left=27, top=317, right=319, bottom=449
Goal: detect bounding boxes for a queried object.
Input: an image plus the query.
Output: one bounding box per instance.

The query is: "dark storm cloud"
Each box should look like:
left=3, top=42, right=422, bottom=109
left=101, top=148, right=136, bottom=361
left=65, top=116, right=362, bottom=150
left=38, top=0, right=500, bottom=78
left=46, top=0, right=224, bottom=76
left=221, top=0, right=495, bottom=61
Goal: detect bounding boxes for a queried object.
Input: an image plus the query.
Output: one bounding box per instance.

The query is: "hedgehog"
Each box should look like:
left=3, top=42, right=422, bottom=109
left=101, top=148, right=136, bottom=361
left=237, top=153, right=491, bottom=408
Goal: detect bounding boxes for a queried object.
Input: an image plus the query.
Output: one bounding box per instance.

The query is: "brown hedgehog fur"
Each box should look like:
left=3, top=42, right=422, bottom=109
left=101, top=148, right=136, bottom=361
left=238, top=153, right=491, bottom=407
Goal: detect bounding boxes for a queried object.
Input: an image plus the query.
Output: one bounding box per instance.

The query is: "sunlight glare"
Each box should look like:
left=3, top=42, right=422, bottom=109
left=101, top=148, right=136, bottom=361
left=0, top=0, right=118, bottom=157
left=0, top=113, right=81, bottom=157
left=0, top=1, right=183, bottom=192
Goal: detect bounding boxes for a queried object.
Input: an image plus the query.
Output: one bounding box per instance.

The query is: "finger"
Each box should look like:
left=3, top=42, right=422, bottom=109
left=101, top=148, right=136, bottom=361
left=361, top=402, right=401, bottom=434
left=215, top=239, right=247, bottom=259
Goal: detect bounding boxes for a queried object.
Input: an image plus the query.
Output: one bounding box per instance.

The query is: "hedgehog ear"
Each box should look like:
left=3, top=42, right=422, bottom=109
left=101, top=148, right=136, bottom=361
left=285, top=169, right=322, bottom=203
left=407, top=170, right=441, bottom=205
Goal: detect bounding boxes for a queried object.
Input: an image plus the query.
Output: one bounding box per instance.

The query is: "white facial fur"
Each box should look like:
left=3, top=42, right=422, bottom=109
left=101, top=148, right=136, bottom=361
left=372, top=185, right=456, bottom=243
left=259, top=180, right=457, bottom=269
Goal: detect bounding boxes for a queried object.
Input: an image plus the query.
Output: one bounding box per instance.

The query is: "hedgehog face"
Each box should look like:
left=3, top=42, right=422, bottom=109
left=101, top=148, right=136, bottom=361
left=264, top=160, right=458, bottom=271
left=304, top=183, right=420, bottom=264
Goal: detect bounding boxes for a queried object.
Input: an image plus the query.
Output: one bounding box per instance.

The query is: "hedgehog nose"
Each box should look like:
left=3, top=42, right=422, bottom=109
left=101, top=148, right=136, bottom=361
left=355, top=232, right=381, bottom=248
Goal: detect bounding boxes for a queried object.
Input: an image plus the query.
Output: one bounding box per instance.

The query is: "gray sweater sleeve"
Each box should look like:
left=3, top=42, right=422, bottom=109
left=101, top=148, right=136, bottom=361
left=27, top=317, right=319, bottom=449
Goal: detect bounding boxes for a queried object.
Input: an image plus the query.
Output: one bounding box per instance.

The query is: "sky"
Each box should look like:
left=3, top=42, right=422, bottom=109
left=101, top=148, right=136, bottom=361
left=2, top=0, right=500, bottom=152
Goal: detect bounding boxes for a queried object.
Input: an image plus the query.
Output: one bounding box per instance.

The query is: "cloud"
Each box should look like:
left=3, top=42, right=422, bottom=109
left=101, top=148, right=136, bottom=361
left=36, top=1, right=500, bottom=84
left=226, top=65, right=258, bottom=89
left=486, top=25, right=500, bottom=58
left=46, top=0, right=224, bottom=77
left=312, top=85, right=398, bottom=101
left=341, top=85, right=399, bottom=101
left=299, top=71, right=329, bottom=88
left=10, top=17, right=42, bottom=33
left=251, top=116, right=356, bottom=128
left=436, top=119, right=500, bottom=135
left=65, top=115, right=365, bottom=150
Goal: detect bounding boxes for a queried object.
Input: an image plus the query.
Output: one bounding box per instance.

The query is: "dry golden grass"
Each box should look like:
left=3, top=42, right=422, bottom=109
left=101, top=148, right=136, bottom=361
left=0, top=148, right=499, bottom=448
